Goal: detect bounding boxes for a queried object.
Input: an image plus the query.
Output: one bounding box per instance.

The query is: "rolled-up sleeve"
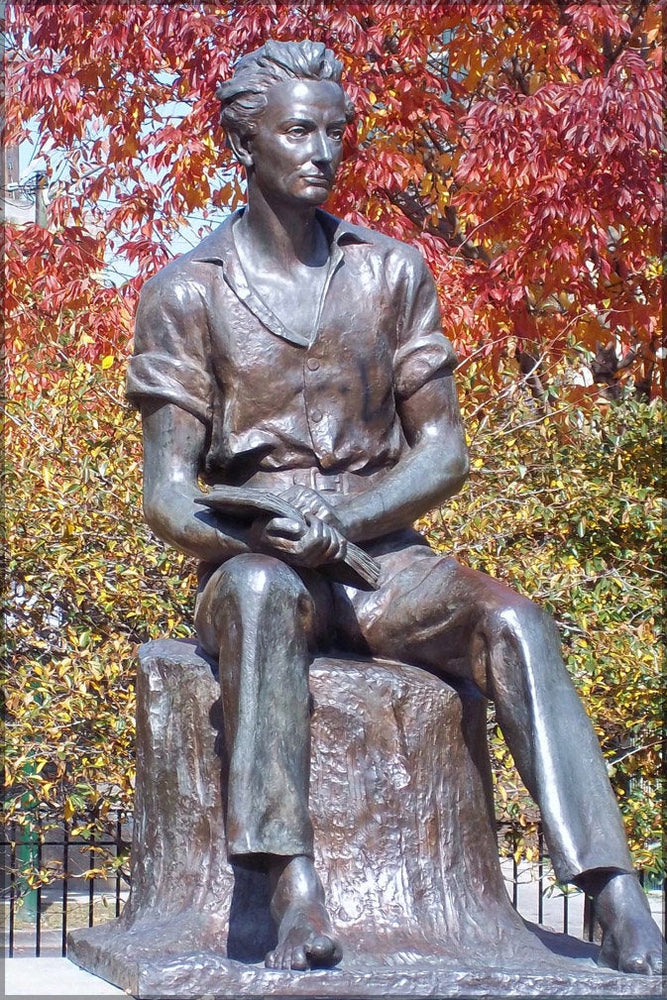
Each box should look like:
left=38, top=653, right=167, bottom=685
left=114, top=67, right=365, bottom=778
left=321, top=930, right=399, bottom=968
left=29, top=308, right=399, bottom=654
left=393, top=249, right=458, bottom=400
left=126, top=273, right=213, bottom=425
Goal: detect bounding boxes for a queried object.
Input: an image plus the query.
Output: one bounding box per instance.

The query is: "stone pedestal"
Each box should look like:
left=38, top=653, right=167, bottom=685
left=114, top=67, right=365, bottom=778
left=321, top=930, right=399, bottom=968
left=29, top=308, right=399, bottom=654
left=68, top=640, right=661, bottom=997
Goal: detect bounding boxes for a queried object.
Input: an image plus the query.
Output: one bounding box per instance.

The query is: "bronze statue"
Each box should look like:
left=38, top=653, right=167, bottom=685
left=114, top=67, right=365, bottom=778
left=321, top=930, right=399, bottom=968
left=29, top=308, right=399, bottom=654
left=126, top=39, right=662, bottom=976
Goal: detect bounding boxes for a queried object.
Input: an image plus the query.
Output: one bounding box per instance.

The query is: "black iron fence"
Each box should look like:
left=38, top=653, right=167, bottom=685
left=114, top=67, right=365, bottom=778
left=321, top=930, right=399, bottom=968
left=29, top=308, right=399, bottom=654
left=503, top=828, right=665, bottom=943
left=3, top=812, right=665, bottom=958
left=3, top=811, right=131, bottom=958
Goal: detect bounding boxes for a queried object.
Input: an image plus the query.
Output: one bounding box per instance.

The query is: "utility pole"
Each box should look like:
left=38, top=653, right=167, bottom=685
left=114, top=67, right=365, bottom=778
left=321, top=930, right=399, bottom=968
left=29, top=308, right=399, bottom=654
left=3, top=51, right=50, bottom=227
left=3, top=147, right=50, bottom=228
left=3, top=142, right=21, bottom=200
left=34, top=171, right=48, bottom=227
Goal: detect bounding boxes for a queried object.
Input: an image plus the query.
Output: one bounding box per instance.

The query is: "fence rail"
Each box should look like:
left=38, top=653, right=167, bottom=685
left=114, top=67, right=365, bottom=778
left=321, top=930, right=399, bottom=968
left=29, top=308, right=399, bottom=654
left=3, top=812, right=665, bottom=958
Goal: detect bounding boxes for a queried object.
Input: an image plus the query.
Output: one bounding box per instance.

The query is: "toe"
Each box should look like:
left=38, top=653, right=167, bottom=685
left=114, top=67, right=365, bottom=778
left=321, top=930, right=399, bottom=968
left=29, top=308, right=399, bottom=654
left=307, top=933, right=342, bottom=967
left=264, top=949, right=277, bottom=969
left=642, top=947, right=663, bottom=976
left=281, top=950, right=294, bottom=971
left=290, top=945, right=309, bottom=970
left=621, top=953, right=652, bottom=975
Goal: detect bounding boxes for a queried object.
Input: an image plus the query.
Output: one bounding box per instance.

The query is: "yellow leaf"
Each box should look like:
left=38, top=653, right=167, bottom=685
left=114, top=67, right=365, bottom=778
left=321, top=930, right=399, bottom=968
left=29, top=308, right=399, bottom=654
left=101, top=355, right=114, bottom=370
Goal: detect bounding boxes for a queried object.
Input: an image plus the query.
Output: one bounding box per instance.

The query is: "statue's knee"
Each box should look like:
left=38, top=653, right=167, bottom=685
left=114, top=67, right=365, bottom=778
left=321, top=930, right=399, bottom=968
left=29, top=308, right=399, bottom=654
left=216, top=552, right=304, bottom=601
left=471, top=597, right=559, bottom=692
left=498, top=597, right=559, bottom=646
left=198, top=554, right=313, bottom=646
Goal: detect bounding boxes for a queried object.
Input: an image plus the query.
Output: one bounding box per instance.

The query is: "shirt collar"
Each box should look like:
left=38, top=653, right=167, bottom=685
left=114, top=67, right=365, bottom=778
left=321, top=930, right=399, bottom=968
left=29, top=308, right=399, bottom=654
left=191, top=209, right=370, bottom=348
left=191, top=207, right=370, bottom=265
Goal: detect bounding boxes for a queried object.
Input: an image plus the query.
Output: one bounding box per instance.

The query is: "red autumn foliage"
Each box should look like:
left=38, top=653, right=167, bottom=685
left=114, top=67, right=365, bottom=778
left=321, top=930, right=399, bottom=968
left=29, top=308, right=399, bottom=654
left=5, top=1, right=663, bottom=400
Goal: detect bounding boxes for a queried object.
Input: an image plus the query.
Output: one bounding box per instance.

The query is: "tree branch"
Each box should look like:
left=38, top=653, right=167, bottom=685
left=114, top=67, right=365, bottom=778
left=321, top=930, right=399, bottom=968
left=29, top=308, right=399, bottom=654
left=514, top=349, right=552, bottom=415
left=383, top=187, right=490, bottom=262
left=603, top=0, right=649, bottom=69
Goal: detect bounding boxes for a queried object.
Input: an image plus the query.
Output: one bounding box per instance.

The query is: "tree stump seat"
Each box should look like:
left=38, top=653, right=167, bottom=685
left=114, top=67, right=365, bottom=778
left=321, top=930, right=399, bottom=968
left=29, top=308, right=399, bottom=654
left=69, top=639, right=654, bottom=997
left=117, top=639, right=520, bottom=956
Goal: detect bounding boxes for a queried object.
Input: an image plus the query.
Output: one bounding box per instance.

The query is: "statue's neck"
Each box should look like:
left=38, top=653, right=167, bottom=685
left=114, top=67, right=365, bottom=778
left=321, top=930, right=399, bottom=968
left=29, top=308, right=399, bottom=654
left=240, top=191, right=328, bottom=270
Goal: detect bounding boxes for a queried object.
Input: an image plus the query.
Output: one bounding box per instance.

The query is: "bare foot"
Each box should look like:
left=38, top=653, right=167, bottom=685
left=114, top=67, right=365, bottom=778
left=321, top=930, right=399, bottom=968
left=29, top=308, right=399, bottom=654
left=265, top=855, right=342, bottom=971
left=584, top=870, right=664, bottom=975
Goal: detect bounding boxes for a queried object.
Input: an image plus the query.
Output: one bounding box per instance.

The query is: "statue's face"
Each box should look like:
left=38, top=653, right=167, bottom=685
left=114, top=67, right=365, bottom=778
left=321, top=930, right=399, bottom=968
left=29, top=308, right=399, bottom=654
left=245, top=78, right=348, bottom=206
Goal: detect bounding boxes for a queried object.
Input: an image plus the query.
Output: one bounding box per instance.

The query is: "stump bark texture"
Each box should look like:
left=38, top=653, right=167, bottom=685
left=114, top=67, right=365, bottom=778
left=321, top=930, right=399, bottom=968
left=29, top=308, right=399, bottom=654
left=68, top=639, right=659, bottom=996
left=119, top=638, right=524, bottom=958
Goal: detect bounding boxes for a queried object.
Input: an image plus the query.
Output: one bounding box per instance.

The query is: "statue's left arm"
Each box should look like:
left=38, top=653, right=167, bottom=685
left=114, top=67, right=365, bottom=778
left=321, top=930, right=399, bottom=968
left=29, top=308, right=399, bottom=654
left=334, top=247, right=469, bottom=543
left=334, top=372, right=469, bottom=543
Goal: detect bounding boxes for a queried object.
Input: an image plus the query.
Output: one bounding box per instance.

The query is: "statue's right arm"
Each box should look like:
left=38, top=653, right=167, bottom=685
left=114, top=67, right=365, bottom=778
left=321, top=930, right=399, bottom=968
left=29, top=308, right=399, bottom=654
left=133, top=271, right=340, bottom=567
left=129, top=270, right=249, bottom=563
left=140, top=400, right=251, bottom=564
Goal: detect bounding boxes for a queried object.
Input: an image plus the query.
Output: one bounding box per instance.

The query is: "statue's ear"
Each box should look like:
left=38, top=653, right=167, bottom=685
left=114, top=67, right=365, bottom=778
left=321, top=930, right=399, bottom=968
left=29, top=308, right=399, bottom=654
left=227, top=129, right=253, bottom=168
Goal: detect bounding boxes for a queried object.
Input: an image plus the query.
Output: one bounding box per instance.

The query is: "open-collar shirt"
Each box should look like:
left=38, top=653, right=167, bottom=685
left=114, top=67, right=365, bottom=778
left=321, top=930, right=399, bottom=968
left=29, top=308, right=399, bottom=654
left=127, top=209, right=457, bottom=482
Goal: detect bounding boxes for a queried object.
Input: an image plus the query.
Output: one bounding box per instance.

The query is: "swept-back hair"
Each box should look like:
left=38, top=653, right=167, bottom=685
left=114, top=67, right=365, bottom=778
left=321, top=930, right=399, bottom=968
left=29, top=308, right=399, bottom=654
left=216, top=39, right=355, bottom=140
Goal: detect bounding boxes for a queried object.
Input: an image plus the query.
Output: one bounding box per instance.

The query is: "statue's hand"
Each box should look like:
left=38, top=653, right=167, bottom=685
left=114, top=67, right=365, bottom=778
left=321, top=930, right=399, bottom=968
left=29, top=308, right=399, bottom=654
left=280, top=485, right=344, bottom=532
left=249, top=513, right=347, bottom=568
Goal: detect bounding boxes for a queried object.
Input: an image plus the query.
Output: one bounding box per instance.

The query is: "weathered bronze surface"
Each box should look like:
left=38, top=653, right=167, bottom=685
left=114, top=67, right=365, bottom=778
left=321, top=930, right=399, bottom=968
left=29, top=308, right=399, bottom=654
left=70, top=37, right=663, bottom=991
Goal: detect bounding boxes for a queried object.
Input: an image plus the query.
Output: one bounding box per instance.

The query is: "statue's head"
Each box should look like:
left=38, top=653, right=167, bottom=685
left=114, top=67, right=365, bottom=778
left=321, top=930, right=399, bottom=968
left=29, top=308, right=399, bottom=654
left=216, top=39, right=355, bottom=143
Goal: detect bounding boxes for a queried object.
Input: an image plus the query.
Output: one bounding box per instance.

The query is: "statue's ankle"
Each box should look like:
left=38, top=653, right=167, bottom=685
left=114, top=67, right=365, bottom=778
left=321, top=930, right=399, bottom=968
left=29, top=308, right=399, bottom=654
left=573, top=866, right=629, bottom=899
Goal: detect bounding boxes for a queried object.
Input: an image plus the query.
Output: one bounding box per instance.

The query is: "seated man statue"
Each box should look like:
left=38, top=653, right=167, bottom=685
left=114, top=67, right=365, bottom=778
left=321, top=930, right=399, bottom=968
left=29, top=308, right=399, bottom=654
left=126, top=39, right=662, bottom=976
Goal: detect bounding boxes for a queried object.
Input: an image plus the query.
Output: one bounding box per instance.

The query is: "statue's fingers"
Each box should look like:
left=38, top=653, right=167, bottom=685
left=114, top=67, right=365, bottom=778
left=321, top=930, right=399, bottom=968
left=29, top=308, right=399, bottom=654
left=320, top=525, right=345, bottom=562
left=264, top=516, right=304, bottom=539
left=296, top=522, right=330, bottom=563
left=311, top=503, right=334, bottom=523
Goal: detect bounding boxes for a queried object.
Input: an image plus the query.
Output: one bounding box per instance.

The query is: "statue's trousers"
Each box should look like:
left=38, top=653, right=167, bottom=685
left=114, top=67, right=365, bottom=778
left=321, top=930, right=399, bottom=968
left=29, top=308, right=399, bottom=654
left=195, top=536, right=633, bottom=884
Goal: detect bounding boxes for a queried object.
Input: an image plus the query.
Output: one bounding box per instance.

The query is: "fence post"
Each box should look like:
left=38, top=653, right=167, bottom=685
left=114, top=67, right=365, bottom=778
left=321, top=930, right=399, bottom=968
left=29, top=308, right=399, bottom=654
left=8, top=822, right=17, bottom=957
left=61, top=818, right=69, bottom=957
left=34, top=819, right=43, bottom=956
left=583, top=892, right=597, bottom=942
left=537, top=825, right=544, bottom=925
left=115, top=813, right=123, bottom=919
left=15, top=814, right=39, bottom=921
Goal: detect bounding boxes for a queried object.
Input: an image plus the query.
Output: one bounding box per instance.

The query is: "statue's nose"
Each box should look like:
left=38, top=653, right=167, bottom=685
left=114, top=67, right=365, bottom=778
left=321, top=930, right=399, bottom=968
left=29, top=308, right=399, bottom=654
left=312, top=132, right=334, bottom=164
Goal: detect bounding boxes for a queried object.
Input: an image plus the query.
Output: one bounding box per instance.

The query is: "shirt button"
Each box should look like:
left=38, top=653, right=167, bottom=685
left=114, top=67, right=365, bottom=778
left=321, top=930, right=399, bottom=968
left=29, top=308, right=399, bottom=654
left=311, top=409, right=323, bottom=422
left=306, top=358, right=320, bottom=371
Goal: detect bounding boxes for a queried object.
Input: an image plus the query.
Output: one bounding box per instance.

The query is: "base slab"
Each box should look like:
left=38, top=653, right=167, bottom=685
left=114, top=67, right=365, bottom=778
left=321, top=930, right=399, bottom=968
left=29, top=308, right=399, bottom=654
left=69, top=920, right=663, bottom=998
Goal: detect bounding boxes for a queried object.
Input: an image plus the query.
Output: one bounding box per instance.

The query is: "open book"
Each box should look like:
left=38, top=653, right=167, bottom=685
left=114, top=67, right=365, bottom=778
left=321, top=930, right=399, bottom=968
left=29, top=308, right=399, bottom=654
left=194, top=485, right=381, bottom=591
